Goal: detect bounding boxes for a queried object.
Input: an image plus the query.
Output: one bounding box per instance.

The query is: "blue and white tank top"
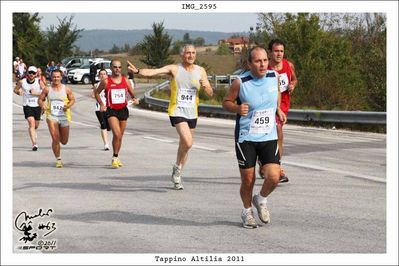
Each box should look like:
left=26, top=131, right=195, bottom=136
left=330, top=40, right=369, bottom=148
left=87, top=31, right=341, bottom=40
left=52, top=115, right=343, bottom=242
left=235, top=70, right=279, bottom=143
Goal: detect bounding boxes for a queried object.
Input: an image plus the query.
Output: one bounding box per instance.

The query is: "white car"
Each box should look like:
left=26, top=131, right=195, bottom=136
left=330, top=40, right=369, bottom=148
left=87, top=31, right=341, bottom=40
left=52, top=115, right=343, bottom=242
left=68, top=59, right=112, bottom=84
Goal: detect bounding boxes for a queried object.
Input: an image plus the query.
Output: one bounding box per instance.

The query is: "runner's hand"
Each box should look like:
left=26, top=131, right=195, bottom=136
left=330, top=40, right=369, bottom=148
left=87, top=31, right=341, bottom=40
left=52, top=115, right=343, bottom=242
left=238, top=103, right=249, bottom=116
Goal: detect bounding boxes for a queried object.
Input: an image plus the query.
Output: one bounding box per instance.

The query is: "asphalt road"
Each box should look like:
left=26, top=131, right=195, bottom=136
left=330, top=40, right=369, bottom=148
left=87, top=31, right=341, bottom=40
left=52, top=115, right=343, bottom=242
left=11, top=83, right=387, bottom=259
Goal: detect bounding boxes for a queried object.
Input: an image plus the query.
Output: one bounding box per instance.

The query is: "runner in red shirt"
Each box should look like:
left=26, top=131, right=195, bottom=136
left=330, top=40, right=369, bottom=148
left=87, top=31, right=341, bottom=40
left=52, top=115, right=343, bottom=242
left=265, top=39, right=298, bottom=183
left=95, top=59, right=139, bottom=168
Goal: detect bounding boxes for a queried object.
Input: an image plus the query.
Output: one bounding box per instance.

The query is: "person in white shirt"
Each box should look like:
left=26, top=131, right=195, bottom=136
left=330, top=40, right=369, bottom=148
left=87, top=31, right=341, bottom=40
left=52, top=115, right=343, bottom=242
left=14, top=66, right=46, bottom=150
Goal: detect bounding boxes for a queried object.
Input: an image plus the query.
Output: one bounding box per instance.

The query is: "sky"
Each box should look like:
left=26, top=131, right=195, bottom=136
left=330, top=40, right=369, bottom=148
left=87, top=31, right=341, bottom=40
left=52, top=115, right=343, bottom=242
left=38, top=13, right=260, bottom=33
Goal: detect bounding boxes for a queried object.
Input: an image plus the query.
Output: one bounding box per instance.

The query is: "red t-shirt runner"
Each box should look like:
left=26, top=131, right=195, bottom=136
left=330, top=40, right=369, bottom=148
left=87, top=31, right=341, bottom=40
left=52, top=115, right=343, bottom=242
left=105, top=76, right=129, bottom=110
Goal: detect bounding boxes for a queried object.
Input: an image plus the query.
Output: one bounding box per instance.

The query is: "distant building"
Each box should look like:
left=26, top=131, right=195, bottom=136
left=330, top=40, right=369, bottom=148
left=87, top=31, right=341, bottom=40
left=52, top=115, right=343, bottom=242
left=218, top=37, right=250, bottom=54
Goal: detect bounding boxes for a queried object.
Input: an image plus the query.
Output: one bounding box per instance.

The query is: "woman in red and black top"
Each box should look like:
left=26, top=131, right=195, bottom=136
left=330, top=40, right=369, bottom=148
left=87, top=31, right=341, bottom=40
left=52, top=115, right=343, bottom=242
left=95, top=60, right=139, bottom=168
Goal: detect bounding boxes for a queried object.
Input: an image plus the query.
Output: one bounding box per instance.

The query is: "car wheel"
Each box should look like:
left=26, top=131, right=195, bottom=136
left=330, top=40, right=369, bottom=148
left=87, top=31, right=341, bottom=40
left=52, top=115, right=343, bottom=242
left=82, top=75, right=90, bottom=84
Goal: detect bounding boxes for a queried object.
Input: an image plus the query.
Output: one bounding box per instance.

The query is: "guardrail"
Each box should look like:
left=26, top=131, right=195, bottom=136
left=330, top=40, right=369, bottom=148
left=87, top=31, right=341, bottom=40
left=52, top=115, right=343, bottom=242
left=144, top=79, right=386, bottom=125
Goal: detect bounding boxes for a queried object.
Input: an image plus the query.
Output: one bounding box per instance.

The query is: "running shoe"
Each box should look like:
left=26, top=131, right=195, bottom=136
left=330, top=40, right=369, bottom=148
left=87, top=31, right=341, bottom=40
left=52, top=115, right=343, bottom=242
left=111, top=157, right=119, bottom=168
left=116, top=157, right=123, bottom=167
left=55, top=160, right=63, bottom=168
left=252, top=195, right=270, bottom=224
left=32, top=145, right=38, bottom=151
left=104, top=144, right=110, bottom=151
left=279, top=168, right=289, bottom=183
left=171, top=164, right=184, bottom=190
left=241, top=209, right=258, bottom=229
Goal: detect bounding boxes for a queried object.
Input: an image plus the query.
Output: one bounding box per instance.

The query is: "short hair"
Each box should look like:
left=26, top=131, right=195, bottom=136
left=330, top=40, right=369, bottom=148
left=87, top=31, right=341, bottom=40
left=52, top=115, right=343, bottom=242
left=268, top=38, right=286, bottom=51
left=51, top=69, right=63, bottom=76
left=98, top=68, right=107, bottom=75
left=180, top=44, right=196, bottom=55
left=247, top=46, right=267, bottom=63
left=111, top=59, right=121, bottom=66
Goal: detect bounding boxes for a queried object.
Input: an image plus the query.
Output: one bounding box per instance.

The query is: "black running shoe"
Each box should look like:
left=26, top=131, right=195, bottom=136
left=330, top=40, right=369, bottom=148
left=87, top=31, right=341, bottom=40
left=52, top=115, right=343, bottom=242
left=279, top=174, right=289, bottom=183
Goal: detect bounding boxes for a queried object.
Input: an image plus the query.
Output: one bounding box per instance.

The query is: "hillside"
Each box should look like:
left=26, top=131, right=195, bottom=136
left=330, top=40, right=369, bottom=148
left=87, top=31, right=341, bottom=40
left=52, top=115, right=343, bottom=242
left=75, top=29, right=248, bottom=51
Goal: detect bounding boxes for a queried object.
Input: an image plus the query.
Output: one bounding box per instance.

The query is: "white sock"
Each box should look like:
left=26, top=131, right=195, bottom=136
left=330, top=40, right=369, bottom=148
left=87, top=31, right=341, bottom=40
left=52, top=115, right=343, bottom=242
left=257, top=194, right=268, bottom=204
left=56, top=157, right=61, bottom=161
left=243, top=207, right=252, bottom=214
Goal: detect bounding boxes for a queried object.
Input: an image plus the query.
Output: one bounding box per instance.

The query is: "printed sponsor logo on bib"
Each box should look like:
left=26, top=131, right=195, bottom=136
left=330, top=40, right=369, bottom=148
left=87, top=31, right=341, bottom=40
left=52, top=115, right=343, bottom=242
left=111, top=89, right=126, bottom=104
left=177, top=88, right=196, bottom=107
left=249, top=108, right=274, bottom=134
left=279, top=73, right=289, bottom=92
left=51, top=100, right=65, bottom=116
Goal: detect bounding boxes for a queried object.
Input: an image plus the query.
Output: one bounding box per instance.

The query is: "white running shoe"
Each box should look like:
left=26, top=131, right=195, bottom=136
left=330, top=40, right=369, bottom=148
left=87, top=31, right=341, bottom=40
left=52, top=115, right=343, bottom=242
left=104, top=144, right=110, bottom=151
left=171, top=164, right=184, bottom=190
left=252, top=195, right=271, bottom=224
left=241, top=209, right=258, bottom=229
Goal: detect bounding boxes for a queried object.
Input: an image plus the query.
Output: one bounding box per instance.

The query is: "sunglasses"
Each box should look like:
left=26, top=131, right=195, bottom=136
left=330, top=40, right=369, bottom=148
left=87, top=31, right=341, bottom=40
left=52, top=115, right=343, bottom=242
left=112, top=66, right=122, bottom=69
left=28, top=71, right=36, bottom=74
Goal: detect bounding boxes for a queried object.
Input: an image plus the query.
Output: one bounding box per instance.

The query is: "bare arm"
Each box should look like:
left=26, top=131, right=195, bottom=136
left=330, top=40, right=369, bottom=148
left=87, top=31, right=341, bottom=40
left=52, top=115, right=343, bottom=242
left=13, top=80, right=23, bottom=95
left=288, top=61, right=298, bottom=94
left=200, top=67, right=213, bottom=97
left=65, top=86, right=75, bottom=110
left=222, top=79, right=249, bottom=116
left=38, top=87, right=49, bottom=110
left=127, top=60, right=177, bottom=77
left=126, top=76, right=139, bottom=105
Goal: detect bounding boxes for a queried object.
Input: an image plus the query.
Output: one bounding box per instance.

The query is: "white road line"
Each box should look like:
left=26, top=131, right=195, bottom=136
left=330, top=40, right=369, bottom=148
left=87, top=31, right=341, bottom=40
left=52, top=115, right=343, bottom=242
left=143, top=136, right=217, bottom=151
left=285, top=161, right=386, bottom=183
left=192, top=144, right=217, bottom=151
left=143, top=136, right=174, bottom=143
left=71, top=121, right=97, bottom=128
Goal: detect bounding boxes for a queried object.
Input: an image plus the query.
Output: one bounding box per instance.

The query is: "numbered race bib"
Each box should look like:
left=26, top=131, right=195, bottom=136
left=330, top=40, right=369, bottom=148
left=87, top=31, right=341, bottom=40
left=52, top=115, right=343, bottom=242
left=279, top=73, right=289, bottom=92
left=111, top=89, right=126, bottom=104
left=177, top=88, right=196, bottom=107
left=27, top=97, right=38, bottom=105
left=249, top=108, right=275, bottom=134
left=51, top=100, right=65, bottom=116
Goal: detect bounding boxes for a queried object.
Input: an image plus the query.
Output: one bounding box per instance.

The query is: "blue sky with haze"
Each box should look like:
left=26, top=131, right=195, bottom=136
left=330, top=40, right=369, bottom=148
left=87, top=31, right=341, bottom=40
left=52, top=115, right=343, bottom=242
left=38, top=13, right=260, bottom=33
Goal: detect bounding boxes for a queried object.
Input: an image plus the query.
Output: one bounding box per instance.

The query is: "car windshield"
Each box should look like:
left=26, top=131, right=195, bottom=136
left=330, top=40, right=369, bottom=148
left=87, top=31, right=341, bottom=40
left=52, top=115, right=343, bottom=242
left=61, top=57, right=74, bottom=65
left=80, top=64, right=90, bottom=69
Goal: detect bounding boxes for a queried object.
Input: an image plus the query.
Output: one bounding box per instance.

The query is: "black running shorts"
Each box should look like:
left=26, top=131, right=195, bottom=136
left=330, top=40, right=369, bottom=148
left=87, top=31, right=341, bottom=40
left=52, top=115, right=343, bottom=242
left=23, top=106, right=41, bottom=120
left=106, top=107, right=129, bottom=121
left=235, top=140, right=280, bottom=169
left=95, top=111, right=111, bottom=130
left=169, top=116, right=197, bottom=129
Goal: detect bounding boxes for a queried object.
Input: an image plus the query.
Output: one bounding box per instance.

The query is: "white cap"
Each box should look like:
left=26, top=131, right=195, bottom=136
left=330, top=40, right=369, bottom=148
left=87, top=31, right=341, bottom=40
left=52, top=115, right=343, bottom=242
left=28, top=66, right=37, bottom=73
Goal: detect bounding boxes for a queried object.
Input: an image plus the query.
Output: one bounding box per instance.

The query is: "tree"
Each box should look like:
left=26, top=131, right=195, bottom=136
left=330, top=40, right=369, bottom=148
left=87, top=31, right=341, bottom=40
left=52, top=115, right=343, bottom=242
left=171, top=40, right=184, bottom=55
left=216, top=43, right=231, bottom=55
left=109, top=44, right=121, bottom=54
left=45, top=16, right=83, bottom=63
left=254, top=12, right=386, bottom=111
left=13, top=13, right=46, bottom=67
left=123, top=43, right=130, bottom=53
left=183, top=33, right=192, bottom=44
left=139, top=22, right=173, bottom=68
left=193, top=37, right=205, bottom=46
